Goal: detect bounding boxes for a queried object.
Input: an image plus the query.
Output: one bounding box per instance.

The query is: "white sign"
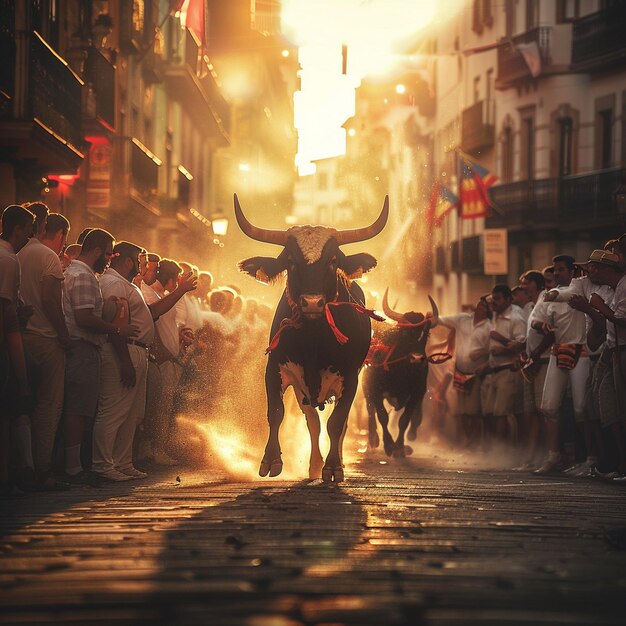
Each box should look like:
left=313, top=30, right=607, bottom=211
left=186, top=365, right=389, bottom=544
left=483, top=228, right=508, bottom=275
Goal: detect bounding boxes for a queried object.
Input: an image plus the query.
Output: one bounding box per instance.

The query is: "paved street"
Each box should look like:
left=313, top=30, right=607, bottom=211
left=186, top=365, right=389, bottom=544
left=1, top=456, right=626, bottom=626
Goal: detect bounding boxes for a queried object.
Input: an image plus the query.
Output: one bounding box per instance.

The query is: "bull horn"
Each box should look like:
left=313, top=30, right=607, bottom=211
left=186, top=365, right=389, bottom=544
left=234, top=193, right=289, bottom=246
left=335, top=195, right=389, bottom=245
left=382, top=288, right=405, bottom=323
left=428, top=295, right=440, bottom=327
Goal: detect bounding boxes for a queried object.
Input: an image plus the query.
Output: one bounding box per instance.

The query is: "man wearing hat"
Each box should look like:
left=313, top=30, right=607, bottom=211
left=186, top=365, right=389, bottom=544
left=582, top=250, right=626, bottom=478
left=541, top=248, right=616, bottom=476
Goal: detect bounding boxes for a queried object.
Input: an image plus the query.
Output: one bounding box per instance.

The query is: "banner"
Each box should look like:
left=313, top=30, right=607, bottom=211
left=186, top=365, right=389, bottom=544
left=483, top=228, right=508, bottom=275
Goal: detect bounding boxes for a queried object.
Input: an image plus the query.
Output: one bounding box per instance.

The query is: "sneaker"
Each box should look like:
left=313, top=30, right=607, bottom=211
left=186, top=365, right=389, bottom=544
left=533, top=454, right=565, bottom=476
left=94, top=469, right=133, bottom=482
left=119, top=467, right=148, bottom=479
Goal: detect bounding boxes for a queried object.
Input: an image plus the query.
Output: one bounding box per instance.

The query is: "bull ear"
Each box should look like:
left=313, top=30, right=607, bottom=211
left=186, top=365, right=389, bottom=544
left=238, top=255, right=287, bottom=284
left=340, top=252, right=378, bottom=279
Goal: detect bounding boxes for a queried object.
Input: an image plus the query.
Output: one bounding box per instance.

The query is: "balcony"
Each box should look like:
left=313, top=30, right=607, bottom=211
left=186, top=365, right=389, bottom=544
left=84, top=47, right=115, bottom=130
left=0, top=31, right=84, bottom=172
left=0, top=0, right=15, bottom=115
left=571, top=5, right=626, bottom=73
left=163, top=24, right=230, bottom=144
left=496, top=25, right=572, bottom=89
left=487, top=178, right=560, bottom=229
left=561, top=167, right=625, bottom=227
left=449, top=236, right=483, bottom=274
left=461, top=100, right=494, bottom=155
left=487, top=168, right=625, bottom=233
left=129, top=137, right=161, bottom=215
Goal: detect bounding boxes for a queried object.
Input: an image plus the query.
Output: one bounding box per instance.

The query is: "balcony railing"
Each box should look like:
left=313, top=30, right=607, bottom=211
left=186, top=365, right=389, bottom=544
left=0, top=0, right=15, bottom=114
left=461, top=100, right=494, bottom=155
left=487, top=168, right=625, bottom=229
left=561, top=167, right=624, bottom=224
left=84, top=47, right=115, bottom=129
left=487, top=178, right=560, bottom=227
left=163, top=20, right=230, bottom=143
left=130, top=137, right=161, bottom=197
left=571, top=5, right=626, bottom=72
left=28, top=32, right=83, bottom=150
left=497, top=27, right=551, bottom=86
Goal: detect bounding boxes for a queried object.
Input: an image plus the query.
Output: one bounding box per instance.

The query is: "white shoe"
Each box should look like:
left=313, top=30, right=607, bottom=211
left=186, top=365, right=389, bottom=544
left=96, top=469, right=134, bottom=482
left=119, top=467, right=148, bottom=479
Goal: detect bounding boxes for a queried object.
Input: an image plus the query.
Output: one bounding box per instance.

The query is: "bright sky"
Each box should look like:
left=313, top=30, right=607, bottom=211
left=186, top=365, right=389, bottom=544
left=281, top=0, right=437, bottom=175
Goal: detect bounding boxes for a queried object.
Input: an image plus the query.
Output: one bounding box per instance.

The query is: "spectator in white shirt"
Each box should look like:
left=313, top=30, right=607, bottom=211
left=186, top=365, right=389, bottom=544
left=17, top=214, right=71, bottom=488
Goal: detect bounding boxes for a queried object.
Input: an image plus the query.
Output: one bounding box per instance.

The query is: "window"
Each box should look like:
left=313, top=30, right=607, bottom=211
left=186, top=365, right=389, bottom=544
left=502, top=126, right=514, bottom=183
left=473, top=76, right=481, bottom=104
left=526, top=0, right=539, bottom=30
left=556, top=0, right=580, bottom=23
left=558, top=117, right=573, bottom=177
left=505, top=0, right=516, bottom=36
left=486, top=69, right=494, bottom=122
left=520, top=111, right=535, bottom=180
left=597, top=109, right=613, bottom=170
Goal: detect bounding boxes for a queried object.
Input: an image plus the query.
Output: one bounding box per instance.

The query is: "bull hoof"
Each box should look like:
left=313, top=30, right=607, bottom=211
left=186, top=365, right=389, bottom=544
left=309, top=456, right=323, bottom=479
left=404, top=445, right=414, bottom=456
left=407, top=428, right=418, bottom=442
left=383, top=437, right=395, bottom=457
left=392, top=445, right=406, bottom=459
left=259, top=458, right=283, bottom=478
left=322, top=465, right=344, bottom=483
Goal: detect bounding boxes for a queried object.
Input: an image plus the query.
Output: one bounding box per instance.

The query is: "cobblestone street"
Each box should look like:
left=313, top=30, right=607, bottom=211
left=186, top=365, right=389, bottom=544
left=2, top=456, right=626, bottom=626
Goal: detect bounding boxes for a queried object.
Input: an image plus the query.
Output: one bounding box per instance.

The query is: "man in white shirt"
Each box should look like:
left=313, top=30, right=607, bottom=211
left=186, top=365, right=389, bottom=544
left=93, top=242, right=157, bottom=481
left=1, top=206, right=35, bottom=495
left=481, top=285, right=527, bottom=443
left=584, top=249, right=626, bottom=477
left=141, top=259, right=197, bottom=463
left=17, top=214, right=71, bottom=485
left=62, top=229, right=138, bottom=484
left=440, top=296, right=490, bottom=447
left=534, top=255, right=590, bottom=475
left=518, top=270, right=550, bottom=468
left=544, top=252, right=615, bottom=475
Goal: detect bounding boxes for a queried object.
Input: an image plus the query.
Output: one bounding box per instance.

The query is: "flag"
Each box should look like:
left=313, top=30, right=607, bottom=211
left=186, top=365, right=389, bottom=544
left=428, top=181, right=459, bottom=227
left=180, top=0, right=205, bottom=46
left=517, top=41, right=542, bottom=77
left=459, top=155, right=498, bottom=219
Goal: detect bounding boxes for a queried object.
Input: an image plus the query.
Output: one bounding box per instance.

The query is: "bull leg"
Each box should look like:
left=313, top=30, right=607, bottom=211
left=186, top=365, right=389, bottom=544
left=294, top=390, right=323, bottom=479
left=394, top=391, right=424, bottom=458
left=259, top=366, right=285, bottom=477
left=366, top=396, right=380, bottom=449
left=375, top=398, right=395, bottom=457
left=323, top=375, right=358, bottom=483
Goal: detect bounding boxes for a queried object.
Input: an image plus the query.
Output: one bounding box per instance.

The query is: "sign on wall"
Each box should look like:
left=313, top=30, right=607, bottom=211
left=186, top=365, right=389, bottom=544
left=483, top=228, right=508, bottom=275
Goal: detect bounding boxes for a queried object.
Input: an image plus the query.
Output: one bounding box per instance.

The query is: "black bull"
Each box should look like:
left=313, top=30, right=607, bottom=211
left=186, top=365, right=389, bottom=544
left=235, top=193, right=388, bottom=482
left=363, top=289, right=442, bottom=458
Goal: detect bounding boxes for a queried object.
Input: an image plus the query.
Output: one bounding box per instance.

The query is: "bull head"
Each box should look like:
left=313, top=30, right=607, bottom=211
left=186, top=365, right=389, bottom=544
left=382, top=288, right=439, bottom=328
left=237, top=194, right=388, bottom=318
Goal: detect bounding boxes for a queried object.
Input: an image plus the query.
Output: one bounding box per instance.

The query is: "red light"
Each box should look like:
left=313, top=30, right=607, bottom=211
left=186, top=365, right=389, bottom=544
left=48, top=172, right=80, bottom=186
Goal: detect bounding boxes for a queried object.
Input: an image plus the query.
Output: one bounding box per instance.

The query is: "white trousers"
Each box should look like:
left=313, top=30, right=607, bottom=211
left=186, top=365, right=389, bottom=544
left=92, top=343, right=148, bottom=473
left=540, top=354, right=590, bottom=422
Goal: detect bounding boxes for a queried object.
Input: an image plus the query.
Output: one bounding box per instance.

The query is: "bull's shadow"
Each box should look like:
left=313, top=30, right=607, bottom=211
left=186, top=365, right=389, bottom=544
left=151, top=480, right=368, bottom=625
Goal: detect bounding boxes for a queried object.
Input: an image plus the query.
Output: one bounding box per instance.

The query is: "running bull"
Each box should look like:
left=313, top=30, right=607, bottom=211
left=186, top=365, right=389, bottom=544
left=363, top=288, right=443, bottom=457
left=235, top=193, right=388, bottom=482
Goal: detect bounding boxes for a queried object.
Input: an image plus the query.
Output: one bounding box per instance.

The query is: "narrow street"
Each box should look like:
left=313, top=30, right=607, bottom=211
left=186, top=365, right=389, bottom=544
left=2, top=457, right=625, bottom=626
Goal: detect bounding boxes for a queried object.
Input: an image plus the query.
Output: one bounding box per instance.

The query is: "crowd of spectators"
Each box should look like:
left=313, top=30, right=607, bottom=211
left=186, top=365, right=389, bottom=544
left=2, top=200, right=625, bottom=495
left=437, top=235, right=626, bottom=480
left=0, top=202, right=271, bottom=495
